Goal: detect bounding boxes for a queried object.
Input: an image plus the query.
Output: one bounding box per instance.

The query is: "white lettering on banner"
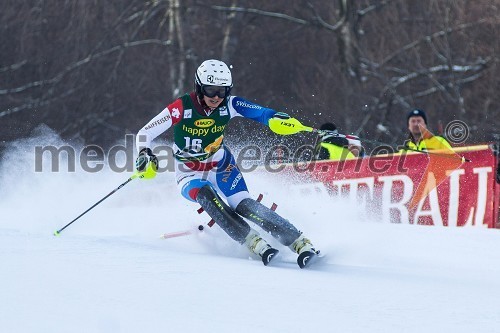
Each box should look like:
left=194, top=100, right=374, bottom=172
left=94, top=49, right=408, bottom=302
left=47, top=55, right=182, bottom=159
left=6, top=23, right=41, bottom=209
left=447, top=169, right=465, bottom=227
left=331, top=177, right=375, bottom=216
left=378, top=175, right=413, bottom=224
left=462, top=167, right=492, bottom=227
left=290, top=182, right=330, bottom=197
left=471, top=167, right=492, bottom=227
left=413, top=172, right=444, bottom=226
left=329, top=177, right=375, bottom=222
left=286, top=156, right=494, bottom=227
left=464, top=208, right=475, bottom=226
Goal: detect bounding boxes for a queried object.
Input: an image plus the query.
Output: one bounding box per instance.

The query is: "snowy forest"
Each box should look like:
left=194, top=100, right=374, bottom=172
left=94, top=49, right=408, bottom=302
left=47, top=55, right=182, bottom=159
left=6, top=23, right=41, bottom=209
left=1, top=0, right=499, bottom=151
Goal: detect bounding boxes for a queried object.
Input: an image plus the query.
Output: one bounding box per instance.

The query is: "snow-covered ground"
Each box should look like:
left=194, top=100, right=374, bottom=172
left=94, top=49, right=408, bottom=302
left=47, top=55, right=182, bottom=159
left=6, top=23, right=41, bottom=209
left=1, top=132, right=500, bottom=333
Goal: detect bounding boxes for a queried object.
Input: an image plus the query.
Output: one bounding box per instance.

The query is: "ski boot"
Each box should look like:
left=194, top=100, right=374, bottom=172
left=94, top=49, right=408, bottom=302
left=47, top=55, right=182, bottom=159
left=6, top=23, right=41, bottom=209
left=289, top=235, right=320, bottom=269
left=245, top=232, right=279, bottom=266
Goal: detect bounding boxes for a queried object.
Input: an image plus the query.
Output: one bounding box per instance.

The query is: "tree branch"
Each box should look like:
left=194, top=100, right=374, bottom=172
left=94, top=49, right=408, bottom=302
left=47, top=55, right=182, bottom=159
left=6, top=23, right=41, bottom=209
left=0, top=60, right=27, bottom=73
left=208, top=4, right=309, bottom=25
left=0, top=39, right=172, bottom=96
left=380, top=19, right=488, bottom=66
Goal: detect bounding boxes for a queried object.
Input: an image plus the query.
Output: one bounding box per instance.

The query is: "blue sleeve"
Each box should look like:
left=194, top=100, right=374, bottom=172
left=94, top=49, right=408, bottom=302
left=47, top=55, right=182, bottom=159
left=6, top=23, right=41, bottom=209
left=230, top=96, right=277, bottom=125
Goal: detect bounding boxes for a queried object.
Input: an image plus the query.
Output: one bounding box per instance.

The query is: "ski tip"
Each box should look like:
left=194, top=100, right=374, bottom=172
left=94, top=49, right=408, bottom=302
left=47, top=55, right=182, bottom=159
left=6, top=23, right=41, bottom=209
left=261, top=248, right=279, bottom=266
left=53, top=230, right=60, bottom=237
left=297, top=251, right=321, bottom=269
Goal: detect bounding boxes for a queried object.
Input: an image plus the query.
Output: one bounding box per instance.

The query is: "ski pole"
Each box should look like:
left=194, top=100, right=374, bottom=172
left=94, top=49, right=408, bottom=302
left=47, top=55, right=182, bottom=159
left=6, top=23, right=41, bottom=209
left=269, top=117, right=470, bottom=162
left=402, top=147, right=471, bottom=162
left=361, top=137, right=471, bottom=163
left=53, top=172, right=141, bottom=236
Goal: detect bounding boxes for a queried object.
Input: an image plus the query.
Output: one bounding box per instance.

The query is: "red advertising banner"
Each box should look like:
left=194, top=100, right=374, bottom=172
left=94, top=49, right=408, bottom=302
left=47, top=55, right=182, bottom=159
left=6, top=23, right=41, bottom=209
left=290, top=145, right=499, bottom=228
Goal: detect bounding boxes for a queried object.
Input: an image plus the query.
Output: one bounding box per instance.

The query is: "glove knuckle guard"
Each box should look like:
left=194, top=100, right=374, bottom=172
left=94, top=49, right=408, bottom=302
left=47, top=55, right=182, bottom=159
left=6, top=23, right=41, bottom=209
left=136, top=148, right=157, bottom=172
left=273, top=112, right=290, bottom=120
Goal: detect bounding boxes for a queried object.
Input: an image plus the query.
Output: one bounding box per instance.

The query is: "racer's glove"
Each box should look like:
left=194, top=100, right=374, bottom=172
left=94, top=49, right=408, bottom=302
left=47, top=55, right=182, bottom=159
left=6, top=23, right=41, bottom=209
left=272, top=112, right=290, bottom=120
left=269, top=113, right=309, bottom=136
left=345, top=134, right=361, bottom=148
left=136, top=148, right=158, bottom=173
left=345, top=134, right=364, bottom=157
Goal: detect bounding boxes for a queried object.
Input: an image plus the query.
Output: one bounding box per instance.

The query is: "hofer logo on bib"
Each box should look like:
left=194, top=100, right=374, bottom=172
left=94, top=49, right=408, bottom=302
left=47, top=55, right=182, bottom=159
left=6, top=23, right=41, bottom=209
left=195, top=119, right=215, bottom=128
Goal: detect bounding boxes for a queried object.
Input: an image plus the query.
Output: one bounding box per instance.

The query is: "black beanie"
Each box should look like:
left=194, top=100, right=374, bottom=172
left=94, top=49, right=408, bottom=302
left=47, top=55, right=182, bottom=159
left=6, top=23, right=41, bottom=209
left=320, top=122, right=338, bottom=132
left=407, top=109, right=427, bottom=124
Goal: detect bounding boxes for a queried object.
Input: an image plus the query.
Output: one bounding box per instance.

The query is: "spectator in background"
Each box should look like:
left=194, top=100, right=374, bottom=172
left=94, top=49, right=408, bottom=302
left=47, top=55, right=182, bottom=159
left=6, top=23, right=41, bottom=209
left=314, top=122, right=362, bottom=160
left=402, top=109, right=452, bottom=151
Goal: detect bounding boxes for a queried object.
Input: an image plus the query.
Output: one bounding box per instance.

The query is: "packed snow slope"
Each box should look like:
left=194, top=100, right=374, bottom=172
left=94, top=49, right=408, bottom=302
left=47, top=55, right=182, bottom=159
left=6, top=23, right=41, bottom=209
left=1, top=131, right=500, bottom=333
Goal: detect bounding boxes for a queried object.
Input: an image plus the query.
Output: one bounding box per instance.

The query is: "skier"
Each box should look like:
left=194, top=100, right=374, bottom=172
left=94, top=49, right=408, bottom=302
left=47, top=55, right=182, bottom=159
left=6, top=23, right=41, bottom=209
left=135, top=59, right=319, bottom=268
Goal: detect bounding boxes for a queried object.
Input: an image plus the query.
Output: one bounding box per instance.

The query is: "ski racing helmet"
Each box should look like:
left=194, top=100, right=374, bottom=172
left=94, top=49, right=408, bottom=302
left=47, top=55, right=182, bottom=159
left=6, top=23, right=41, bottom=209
left=195, top=59, right=233, bottom=99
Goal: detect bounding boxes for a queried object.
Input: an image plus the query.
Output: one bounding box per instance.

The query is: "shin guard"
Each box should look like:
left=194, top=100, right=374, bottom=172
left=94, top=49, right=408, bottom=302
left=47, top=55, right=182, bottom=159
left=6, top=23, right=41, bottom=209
left=235, top=198, right=301, bottom=246
left=196, top=185, right=250, bottom=244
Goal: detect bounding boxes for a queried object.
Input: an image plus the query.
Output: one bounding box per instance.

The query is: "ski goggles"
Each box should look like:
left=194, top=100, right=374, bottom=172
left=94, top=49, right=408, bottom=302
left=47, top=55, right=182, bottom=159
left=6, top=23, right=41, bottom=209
left=201, top=85, right=231, bottom=98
